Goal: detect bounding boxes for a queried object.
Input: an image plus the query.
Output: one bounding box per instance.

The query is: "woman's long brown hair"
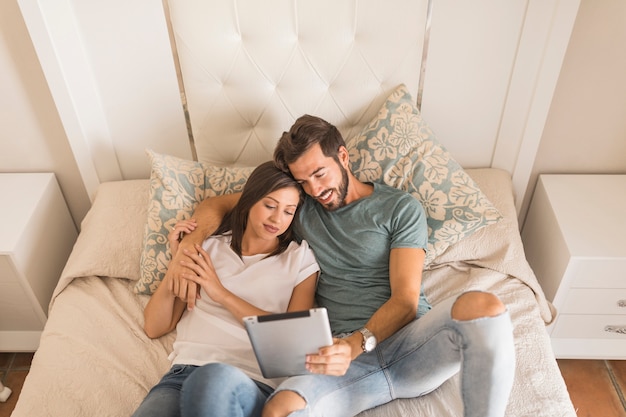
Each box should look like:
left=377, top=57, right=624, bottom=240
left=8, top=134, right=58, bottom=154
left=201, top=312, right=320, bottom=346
left=212, top=161, right=304, bottom=258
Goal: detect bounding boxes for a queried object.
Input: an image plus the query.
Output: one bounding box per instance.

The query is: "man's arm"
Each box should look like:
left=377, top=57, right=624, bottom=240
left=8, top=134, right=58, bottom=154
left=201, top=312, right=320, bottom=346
left=305, top=247, right=425, bottom=375
left=166, top=192, right=241, bottom=310
left=346, top=247, right=424, bottom=353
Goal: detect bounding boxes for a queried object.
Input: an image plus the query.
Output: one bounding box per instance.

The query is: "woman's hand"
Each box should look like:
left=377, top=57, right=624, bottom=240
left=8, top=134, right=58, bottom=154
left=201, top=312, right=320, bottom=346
left=180, top=244, right=230, bottom=304
left=168, top=219, right=197, bottom=255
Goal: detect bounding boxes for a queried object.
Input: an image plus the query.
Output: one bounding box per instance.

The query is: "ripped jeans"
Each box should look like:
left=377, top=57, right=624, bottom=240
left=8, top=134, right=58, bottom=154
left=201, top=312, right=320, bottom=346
left=269, top=294, right=516, bottom=417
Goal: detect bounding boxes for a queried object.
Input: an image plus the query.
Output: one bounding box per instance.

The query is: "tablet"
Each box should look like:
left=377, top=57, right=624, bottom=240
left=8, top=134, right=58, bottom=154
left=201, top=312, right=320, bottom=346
left=243, top=308, right=333, bottom=378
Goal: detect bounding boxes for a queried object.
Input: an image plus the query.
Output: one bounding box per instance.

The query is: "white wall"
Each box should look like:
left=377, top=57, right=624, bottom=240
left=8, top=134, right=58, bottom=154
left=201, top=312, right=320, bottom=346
left=1, top=0, right=625, bottom=227
left=0, top=0, right=90, bottom=226
left=525, top=0, right=626, bottom=220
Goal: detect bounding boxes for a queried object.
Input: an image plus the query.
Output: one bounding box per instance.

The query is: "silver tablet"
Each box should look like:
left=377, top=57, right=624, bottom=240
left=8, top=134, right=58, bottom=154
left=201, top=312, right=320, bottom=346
left=243, top=308, right=333, bottom=378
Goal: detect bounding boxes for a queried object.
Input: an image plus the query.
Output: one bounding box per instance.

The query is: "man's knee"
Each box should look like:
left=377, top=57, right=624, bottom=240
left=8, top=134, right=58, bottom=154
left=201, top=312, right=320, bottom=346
left=451, top=291, right=505, bottom=321
left=262, top=390, right=306, bottom=417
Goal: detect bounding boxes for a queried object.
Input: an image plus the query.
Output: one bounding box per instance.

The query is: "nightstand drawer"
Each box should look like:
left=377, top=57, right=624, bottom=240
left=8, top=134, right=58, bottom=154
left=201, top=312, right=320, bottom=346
left=553, top=315, right=626, bottom=339
left=561, top=289, right=626, bottom=314
left=569, top=258, right=626, bottom=288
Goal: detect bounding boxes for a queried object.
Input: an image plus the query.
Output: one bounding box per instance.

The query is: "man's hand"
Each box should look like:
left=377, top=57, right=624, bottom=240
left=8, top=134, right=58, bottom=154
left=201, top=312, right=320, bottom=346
left=305, top=336, right=360, bottom=375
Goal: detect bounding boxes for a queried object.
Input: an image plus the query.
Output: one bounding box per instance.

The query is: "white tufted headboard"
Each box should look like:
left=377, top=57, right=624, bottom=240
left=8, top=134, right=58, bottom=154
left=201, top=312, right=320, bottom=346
left=18, top=0, right=581, bottom=218
left=166, top=0, right=428, bottom=167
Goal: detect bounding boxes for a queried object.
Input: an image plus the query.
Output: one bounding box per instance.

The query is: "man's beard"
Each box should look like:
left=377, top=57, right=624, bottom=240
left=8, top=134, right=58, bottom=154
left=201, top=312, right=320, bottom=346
left=322, top=165, right=349, bottom=211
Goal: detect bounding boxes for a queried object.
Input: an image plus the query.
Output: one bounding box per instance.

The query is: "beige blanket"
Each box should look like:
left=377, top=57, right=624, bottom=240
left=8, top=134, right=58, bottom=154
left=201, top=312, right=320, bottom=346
left=12, top=170, right=576, bottom=417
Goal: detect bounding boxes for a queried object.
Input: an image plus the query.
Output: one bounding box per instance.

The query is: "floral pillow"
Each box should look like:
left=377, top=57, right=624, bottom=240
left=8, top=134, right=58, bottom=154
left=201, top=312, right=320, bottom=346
left=346, top=84, right=502, bottom=266
left=135, top=150, right=253, bottom=295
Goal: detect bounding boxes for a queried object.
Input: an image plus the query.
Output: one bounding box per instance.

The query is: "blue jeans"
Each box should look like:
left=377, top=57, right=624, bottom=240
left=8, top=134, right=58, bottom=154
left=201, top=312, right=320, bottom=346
left=270, top=294, right=516, bottom=417
left=131, top=362, right=273, bottom=417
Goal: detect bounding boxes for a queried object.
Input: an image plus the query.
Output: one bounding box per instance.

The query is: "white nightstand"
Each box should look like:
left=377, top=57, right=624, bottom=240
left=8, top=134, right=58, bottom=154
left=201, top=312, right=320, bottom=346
left=0, top=173, right=77, bottom=351
left=522, top=175, right=626, bottom=359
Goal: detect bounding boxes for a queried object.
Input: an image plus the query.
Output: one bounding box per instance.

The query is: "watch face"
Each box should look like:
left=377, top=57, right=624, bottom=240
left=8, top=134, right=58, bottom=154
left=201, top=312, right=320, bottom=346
left=364, top=337, right=376, bottom=351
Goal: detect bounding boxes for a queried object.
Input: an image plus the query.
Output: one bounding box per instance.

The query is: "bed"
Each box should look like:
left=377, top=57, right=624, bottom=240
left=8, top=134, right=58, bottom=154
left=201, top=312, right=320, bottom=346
left=13, top=0, right=579, bottom=416
left=11, top=166, right=576, bottom=417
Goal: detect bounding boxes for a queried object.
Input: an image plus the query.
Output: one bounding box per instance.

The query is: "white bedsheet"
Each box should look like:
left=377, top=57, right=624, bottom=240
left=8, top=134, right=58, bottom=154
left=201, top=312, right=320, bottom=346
left=12, top=169, right=576, bottom=417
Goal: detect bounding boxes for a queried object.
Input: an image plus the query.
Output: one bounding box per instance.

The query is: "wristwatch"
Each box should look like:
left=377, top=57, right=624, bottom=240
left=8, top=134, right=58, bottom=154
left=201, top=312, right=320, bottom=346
left=358, top=327, right=377, bottom=353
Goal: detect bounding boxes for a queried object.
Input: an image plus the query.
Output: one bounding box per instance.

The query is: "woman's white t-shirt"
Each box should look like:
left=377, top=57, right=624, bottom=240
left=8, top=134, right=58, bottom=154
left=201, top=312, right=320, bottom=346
left=169, top=234, right=319, bottom=387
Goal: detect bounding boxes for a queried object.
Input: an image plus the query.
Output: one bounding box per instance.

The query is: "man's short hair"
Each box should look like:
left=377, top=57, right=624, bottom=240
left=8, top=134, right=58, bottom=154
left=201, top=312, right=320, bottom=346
left=274, top=114, right=346, bottom=173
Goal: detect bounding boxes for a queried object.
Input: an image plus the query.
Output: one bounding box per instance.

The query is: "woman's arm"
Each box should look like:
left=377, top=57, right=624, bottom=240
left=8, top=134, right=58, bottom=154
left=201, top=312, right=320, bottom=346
left=142, top=219, right=200, bottom=338
left=181, top=245, right=318, bottom=323
left=166, top=193, right=241, bottom=310
left=286, top=273, right=318, bottom=312
left=143, top=275, right=188, bottom=338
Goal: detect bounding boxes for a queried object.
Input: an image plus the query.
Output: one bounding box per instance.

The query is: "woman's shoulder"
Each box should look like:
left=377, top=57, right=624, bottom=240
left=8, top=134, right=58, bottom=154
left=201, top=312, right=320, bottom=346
left=203, top=233, right=232, bottom=248
left=283, top=239, right=318, bottom=271
left=283, top=239, right=317, bottom=262
left=285, top=238, right=312, bottom=252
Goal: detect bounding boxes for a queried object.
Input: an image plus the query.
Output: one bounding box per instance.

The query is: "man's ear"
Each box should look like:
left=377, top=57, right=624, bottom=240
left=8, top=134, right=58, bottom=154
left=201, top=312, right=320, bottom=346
left=337, top=145, right=350, bottom=168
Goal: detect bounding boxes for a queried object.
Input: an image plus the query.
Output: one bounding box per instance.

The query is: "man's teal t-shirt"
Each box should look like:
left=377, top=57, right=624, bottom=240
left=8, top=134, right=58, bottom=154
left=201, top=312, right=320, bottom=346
left=296, top=182, right=431, bottom=335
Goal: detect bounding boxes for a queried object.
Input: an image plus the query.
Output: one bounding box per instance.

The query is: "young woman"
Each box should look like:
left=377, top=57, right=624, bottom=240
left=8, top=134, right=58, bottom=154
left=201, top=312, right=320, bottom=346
left=132, top=161, right=319, bottom=417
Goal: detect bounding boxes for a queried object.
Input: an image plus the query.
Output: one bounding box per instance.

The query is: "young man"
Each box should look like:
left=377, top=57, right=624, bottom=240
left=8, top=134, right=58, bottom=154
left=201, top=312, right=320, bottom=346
left=166, top=115, right=516, bottom=417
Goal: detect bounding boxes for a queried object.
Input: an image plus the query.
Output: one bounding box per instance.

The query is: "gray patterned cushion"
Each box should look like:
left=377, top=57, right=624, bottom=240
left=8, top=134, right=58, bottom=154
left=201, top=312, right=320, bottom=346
left=136, top=149, right=253, bottom=295
left=347, top=84, right=502, bottom=266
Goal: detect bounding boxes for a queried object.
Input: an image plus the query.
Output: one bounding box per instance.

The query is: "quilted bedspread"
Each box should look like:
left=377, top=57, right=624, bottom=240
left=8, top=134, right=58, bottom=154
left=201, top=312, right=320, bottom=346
left=11, top=170, right=576, bottom=417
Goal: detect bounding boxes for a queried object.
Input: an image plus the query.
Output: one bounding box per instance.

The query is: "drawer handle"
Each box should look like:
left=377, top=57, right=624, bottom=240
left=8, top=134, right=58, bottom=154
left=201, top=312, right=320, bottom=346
left=605, top=326, right=626, bottom=335
left=619, top=300, right=626, bottom=308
